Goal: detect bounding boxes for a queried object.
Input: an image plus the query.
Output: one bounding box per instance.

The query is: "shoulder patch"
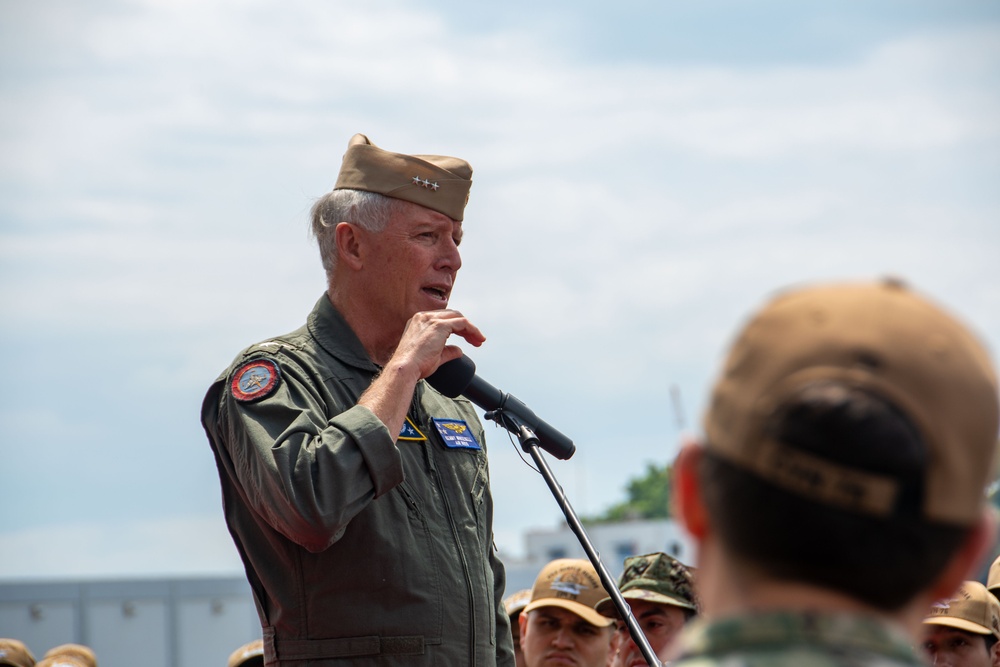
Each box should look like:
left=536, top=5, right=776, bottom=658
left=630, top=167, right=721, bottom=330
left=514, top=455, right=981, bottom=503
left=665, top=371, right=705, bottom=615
left=231, top=359, right=281, bottom=402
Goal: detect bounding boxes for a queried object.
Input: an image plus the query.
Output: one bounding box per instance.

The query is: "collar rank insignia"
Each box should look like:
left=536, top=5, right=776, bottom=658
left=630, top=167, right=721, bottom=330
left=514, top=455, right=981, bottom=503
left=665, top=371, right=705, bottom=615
left=231, top=359, right=281, bottom=402
left=432, top=418, right=481, bottom=450
left=398, top=416, right=427, bottom=441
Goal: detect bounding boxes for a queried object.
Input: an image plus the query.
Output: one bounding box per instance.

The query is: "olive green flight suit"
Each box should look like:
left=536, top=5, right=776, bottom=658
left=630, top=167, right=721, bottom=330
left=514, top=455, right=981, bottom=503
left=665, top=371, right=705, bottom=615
left=202, top=295, right=513, bottom=666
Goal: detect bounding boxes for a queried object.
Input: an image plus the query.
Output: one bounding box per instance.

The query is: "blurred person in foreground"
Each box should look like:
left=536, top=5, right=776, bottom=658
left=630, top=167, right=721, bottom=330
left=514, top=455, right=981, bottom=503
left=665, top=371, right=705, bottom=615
left=595, top=552, right=698, bottom=666
left=922, top=580, right=1000, bottom=667
left=0, top=639, right=35, bottom=667
left=518, top=559, right=615, bottom=667
left=504, top=589, right=531, bottom=667
left=670, top=278, right=1000, bottom=667
left=202, top=134, right=511, bottom=665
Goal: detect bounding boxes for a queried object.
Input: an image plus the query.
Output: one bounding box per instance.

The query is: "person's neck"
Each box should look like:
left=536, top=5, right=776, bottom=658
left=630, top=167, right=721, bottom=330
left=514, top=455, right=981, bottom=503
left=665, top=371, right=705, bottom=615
left=696, top=540, right=929, bottom=642
left=326, top=289, right=400, bottom=366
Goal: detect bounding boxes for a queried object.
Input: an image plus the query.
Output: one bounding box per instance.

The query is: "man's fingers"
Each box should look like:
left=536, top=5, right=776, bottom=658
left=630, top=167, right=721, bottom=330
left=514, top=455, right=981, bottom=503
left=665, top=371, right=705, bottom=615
left=409, top=309, right=485, bottom=347
left=395, top=310, right=486, bottom=379
left=438, top=344, right=465, bottom=366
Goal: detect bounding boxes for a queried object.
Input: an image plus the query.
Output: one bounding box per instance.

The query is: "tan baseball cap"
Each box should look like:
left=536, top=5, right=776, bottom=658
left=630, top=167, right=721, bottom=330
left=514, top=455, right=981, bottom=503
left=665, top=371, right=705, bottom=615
left=33, top=658, right=87, bottom=667
left=925, top=581, right=1000, bottom=638
left=503, top=589, right=532, bottom=619
left=0, top=639, right=35, bottom=667
left=41, top=646, right=94, bottom=667
left=704, top=278, right=999, bottom=525
left=988, top=555, right=1000, bottom=595
left=227, top=639, right=263, bottom=667
left=522, top=558, right=614, bottom=627
left=334, top=133, right=473, bottom=221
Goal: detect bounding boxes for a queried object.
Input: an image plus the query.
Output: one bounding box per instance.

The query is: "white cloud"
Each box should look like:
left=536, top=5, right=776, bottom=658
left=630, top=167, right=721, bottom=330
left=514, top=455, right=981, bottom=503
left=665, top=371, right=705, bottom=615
left=1, top=1, right=998, bottom=579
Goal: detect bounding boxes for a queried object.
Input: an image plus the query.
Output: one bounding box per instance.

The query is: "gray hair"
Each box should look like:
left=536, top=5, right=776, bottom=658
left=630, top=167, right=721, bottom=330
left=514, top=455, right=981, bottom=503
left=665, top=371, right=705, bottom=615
left=310, top=189, right=407, bottom=278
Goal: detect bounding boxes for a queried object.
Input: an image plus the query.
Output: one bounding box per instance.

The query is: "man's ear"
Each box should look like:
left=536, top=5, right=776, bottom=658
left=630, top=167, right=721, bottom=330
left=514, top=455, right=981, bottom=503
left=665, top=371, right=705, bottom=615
left=335, top=221, right=365, bottom=270
left=673, top=441, right=709, bottom=541
left=518, top=612, right=529, bottom=651
left=927, top=508, right=998, bottom=603
left=991, top=635, right=1000, bottom=667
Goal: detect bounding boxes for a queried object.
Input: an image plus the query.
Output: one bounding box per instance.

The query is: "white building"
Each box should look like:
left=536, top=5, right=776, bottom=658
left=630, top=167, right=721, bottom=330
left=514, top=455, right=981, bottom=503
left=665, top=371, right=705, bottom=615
left=502, top=517, right=696, bottom=593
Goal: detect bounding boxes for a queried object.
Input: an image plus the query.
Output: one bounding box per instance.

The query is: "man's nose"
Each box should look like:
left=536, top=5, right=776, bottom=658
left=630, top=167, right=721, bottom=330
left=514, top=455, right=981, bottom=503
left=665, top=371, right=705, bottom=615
left=438, top=237, right=461, bottom=272
left=929, top=651, right=953, bottom=667
left=552, top=626, right=574, bottom=648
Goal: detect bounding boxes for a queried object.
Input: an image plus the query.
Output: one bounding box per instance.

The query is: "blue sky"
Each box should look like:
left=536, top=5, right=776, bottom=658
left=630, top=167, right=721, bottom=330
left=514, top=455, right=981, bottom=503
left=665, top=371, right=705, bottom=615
left=1, top=0, right=998, bottom=579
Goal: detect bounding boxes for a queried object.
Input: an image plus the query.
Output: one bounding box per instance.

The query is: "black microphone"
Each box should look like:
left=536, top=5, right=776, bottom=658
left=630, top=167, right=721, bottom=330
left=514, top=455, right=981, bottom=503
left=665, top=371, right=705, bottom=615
left=426, top=355, right=576, bottom=460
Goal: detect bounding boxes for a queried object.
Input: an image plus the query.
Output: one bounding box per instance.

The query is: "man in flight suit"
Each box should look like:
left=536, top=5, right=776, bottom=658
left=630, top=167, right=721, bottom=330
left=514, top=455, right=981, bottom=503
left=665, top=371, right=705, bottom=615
left=202, top=134, right=513, bottom=665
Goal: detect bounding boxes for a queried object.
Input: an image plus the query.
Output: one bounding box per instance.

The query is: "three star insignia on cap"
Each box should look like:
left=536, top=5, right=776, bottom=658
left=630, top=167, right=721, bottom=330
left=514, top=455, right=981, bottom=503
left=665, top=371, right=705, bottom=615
left=412, top=175, right=440, bottom=191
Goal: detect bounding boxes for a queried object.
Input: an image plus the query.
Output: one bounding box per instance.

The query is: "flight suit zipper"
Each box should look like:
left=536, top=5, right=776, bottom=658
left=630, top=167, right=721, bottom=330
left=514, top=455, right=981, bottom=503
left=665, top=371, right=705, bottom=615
left=416, top=381, right=479, bottom=664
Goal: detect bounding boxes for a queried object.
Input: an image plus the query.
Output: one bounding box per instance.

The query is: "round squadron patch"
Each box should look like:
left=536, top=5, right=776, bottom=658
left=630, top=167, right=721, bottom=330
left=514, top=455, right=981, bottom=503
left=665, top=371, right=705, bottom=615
left=231, top=359, right=281, bottom=402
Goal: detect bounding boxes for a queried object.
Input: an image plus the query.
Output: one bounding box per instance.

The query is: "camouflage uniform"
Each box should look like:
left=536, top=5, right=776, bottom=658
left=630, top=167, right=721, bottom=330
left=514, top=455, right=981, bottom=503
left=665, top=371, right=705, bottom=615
left=670, top=611, right=923, bottom=667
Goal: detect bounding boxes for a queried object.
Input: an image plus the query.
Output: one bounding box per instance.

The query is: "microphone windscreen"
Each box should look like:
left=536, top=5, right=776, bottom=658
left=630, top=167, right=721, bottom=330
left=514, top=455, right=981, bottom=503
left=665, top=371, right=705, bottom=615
left=426, top=355, right=477, bottom=398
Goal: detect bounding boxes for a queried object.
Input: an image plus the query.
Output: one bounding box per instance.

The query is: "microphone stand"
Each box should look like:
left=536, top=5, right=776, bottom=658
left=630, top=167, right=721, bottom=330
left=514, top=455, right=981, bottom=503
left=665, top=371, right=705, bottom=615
left=484, top=409, right=662, bottom=667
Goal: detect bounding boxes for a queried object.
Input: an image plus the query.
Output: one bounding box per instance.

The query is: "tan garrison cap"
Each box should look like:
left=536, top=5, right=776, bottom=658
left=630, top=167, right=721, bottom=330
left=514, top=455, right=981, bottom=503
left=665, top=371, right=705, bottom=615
left=334, top=133, right=473, bottom=221
left=523, top=559, right=614, bottom=628
left=0, top=639, right=35, bottom=667
left=41, top=646, right=94, bottom=667
left=704, top=278, right=999, bottom=524
left=596, top=552, right=698, bottom=618
left=227, top=639, right=263, bottom=667
left=925, top=581, right=1000, bottom=639
left=989, top=555, right=1000, bottom=596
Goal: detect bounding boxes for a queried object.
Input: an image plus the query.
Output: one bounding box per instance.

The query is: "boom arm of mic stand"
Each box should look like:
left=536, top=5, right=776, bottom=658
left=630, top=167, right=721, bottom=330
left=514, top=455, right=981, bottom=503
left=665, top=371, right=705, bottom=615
left=482, top=408, right=662, bottom=667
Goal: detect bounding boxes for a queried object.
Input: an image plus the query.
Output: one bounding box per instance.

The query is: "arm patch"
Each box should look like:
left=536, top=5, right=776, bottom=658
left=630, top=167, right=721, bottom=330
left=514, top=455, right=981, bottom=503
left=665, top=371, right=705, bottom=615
left=231, top=359, right=281, bottom=402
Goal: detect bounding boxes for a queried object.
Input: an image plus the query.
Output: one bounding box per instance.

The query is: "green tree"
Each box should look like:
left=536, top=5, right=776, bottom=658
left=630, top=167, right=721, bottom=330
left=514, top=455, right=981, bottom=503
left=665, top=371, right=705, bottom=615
left=584, top=462, right=672, bottom=524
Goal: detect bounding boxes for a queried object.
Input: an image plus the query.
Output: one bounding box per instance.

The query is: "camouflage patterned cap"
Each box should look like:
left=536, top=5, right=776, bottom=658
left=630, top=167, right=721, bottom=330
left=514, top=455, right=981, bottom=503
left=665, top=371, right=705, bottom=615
left=0, top=639, right=36, bottom=667
left=704, top=278, right=999, bottom=525
left=595, top=552, right=698, bottom=618
left=41, top=646, right=94, bottom=667
left=334, top=133, right=473, bottom=221
left=227, top=639, right=263, bottom=667
left=924, top=581, right=1000, bottom=639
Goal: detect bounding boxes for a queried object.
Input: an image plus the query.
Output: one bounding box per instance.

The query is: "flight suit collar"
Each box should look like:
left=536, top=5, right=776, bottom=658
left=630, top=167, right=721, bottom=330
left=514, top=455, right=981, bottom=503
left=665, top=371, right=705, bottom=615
left=307, top=294, right=380, bottom=373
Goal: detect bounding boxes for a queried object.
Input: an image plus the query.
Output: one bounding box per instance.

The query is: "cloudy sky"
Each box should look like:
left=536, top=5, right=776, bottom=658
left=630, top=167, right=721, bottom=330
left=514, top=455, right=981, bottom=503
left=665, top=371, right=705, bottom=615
left=1, top=0, right=998, bottom=580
